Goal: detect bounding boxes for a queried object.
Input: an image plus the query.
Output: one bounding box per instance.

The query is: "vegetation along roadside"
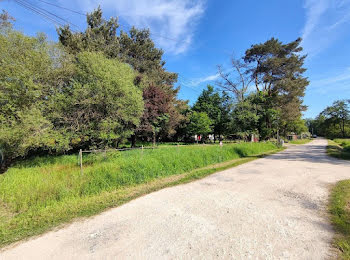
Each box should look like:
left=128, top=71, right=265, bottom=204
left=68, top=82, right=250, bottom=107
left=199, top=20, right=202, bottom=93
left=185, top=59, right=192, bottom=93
left=328, top=139, right=350, bottom=259
left=327, top=139, right=350, bottom=160
left=0, top=142, right=282, bottom=248
left=329, top=179, right=350, bottom=259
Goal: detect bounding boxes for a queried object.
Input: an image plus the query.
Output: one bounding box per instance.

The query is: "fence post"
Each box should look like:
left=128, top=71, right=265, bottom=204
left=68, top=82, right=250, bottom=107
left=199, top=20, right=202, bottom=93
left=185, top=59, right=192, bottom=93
left=219, top=140, right=223, bottom=161
left=79, top=149, right=83, bottom=175
left=141, top=145, right=144, bottom=156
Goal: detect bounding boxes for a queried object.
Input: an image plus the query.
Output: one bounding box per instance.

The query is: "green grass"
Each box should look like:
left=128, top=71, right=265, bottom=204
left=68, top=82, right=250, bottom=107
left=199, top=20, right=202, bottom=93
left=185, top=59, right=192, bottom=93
left=0, top=142, right=282, bottom=248
left=329, top=180, right=350, bottom=259
left=328, top=139, right=350, bottom=160
left=288, top=139, right=312, bottom=145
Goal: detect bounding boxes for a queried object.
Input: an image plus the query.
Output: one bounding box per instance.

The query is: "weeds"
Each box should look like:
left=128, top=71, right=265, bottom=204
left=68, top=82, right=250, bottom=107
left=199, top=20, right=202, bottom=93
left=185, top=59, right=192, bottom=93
left=329, top=180, right=350, bottom=259
left=327, top=139, right=350, bottom=160
left=0, top=142, right=280, bottom=247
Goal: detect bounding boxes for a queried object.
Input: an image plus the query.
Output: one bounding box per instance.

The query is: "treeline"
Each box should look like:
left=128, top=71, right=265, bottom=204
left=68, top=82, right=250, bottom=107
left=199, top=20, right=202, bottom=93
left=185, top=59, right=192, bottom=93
left=0, top=8, right=188, bottom=169
left=188, top=37, right=309, bottom=141
left=0, top=8, right=309, bottom=170
left=307, top=100, right=350, bottom=138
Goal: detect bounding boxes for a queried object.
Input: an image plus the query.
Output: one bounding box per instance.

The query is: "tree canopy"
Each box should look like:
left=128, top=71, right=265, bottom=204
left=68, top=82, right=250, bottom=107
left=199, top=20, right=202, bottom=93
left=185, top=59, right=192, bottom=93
left=217, top=37, right=309, bottom=139
left=192, top=85, right=231, bottom=140
left=309, top=100, right=350, bottom=138
left=1, top=7, right=315, bottom=171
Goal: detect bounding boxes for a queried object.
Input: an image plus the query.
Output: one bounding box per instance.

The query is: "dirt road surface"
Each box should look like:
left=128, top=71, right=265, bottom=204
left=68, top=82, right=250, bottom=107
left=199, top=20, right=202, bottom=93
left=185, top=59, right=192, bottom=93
left=1, top=139, right=350, bottom=259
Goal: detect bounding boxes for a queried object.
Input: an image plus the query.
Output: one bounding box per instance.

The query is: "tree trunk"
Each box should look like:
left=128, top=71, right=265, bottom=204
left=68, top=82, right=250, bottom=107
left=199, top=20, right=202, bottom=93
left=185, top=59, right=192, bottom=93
left=131, top=134, right=136, bottom=147
left=152, top=131, right=156, bottom=147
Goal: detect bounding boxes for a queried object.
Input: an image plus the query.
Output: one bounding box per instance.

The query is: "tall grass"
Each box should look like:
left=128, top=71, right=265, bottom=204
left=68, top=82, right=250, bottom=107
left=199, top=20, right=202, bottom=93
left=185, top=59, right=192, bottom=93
left=328, top=139, right=350, bottom=160
left=334, top=139, right=350, bottom=152
left=0, top=142, right=279, bottom=247
left=329, top=180, right=350, bottom=259
left=328, top=140, right=350, bottom=258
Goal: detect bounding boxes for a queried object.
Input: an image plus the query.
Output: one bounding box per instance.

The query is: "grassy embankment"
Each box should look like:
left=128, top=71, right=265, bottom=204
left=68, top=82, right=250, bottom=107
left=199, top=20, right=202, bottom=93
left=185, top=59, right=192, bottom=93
left=288, top=139, right=312, bottom=145
left=330, top=180, right=350, bottom=259
left=0, top=142, right=282, bottom=248
left=328, top=139, right=350, bottom=259
left=327, top=139, right=350, bottom=160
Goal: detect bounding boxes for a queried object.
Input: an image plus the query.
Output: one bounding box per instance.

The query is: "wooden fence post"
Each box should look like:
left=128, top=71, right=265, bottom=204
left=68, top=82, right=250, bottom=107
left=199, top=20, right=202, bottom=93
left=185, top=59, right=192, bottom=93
left=141, top=145, right=144, bottom=156
left=79, top=149, right=83, bottom=175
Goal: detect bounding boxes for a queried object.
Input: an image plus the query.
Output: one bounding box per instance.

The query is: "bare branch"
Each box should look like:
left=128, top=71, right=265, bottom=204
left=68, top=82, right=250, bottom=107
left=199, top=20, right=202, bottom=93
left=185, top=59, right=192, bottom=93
left=216, top=56, right=253, bottom=101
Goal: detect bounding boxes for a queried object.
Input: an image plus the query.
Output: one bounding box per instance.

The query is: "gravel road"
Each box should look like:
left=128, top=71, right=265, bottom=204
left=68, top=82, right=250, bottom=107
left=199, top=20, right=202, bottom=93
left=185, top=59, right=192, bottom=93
left=1, top=138, right=350, bottom=259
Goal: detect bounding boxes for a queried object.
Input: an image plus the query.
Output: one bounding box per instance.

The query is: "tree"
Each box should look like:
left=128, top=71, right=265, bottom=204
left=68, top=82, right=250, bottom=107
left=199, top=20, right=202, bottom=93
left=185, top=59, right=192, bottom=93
left=244, top=37, right=308, bottom=125
left=0, top=10, right=15, bottom=29
left=52, top=51, right=144, bottom=148
left=192, top=85, right=231, bottom=141
left=309, top=100, right=350, bottom=138
left=285, top=118, right=308, bottom=135
left=230, top=96, right=260, bottom=141
left=186, top=112, right=213, bottom=139
left=137, top=85, right=170, bottom=146
left=58, top=7, right=184, bottom=141
left=249, top=92, right=280, bottom=140
left=216, top=38, right=308, bottom=140
left=58, top=6, right=119, bottom=57
left=217, top=57, right=252, bottom=101
left=321, top=100, right=350, bottom=138
left=0, top=28, right=69, bottom=169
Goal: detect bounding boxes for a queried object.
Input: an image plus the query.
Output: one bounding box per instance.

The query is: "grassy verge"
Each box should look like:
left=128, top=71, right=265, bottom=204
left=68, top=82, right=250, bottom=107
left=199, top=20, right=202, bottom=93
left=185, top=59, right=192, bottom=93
left=329, top=180, right=350, bottom=259
left=288, top=139, right=312, bottom=145
left=0, top=143, right=282, bottom=248
left=327, top=139, right=350, bottom=160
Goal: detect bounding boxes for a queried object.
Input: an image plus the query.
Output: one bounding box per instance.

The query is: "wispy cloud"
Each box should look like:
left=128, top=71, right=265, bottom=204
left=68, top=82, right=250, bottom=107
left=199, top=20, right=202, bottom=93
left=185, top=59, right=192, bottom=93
left=301, top=0, right=328, bottom=42
left=75, top=0, right=205, bottom=54
left=301, top=0, right=350, bottom=57
left=180, top=73, right=219, bottom=88
left=309, top=67, right=350, bottom=94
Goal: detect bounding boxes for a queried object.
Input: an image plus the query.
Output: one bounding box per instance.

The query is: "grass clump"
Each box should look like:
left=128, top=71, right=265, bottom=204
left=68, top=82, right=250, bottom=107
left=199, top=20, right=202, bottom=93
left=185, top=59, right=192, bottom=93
left=0, top=142, right=280, bottom=247
left=328, top=139, right=350, bottom=160
left=329, top=180, right=350, bottom=259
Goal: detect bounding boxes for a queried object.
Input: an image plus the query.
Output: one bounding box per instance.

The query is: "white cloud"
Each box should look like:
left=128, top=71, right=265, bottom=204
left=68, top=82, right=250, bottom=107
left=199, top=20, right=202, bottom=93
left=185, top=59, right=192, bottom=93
left=301, top=0, right=328, bottom=41
left=180, top=73, right=219, bottom=87
left=75, top=0, right=205, bottom=54
left=309, top=67, right=350, bottom=94
left=301, top=0, right=350, bottom=57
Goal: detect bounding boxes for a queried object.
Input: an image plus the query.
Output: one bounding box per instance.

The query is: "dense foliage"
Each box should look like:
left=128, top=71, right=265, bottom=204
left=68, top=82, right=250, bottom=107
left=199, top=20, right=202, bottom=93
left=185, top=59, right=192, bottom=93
left=308, top=100, right=350, bottom=138
left=216, top=38, right=308, bottom=139
left=57, top=7, right=186, bottom=145
left=192, top=86, right=231, bottom=141
left=0, top=27, right=69, bottom=169
left=52, top=51, right=144, bottom=149
left=0, top=7, right=311, bottom=170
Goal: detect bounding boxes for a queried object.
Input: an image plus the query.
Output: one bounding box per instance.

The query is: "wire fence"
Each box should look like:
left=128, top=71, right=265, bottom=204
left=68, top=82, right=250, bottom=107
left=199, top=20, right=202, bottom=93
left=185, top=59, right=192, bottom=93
left=78, top=145, right=159, bottom=174
left=77, top=142, right=228, bottom=174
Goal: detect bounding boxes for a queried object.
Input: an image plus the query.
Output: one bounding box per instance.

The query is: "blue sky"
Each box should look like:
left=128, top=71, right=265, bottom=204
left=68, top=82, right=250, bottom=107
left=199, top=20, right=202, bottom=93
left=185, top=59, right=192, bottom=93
left=2, top=0, right=350, bottom=118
